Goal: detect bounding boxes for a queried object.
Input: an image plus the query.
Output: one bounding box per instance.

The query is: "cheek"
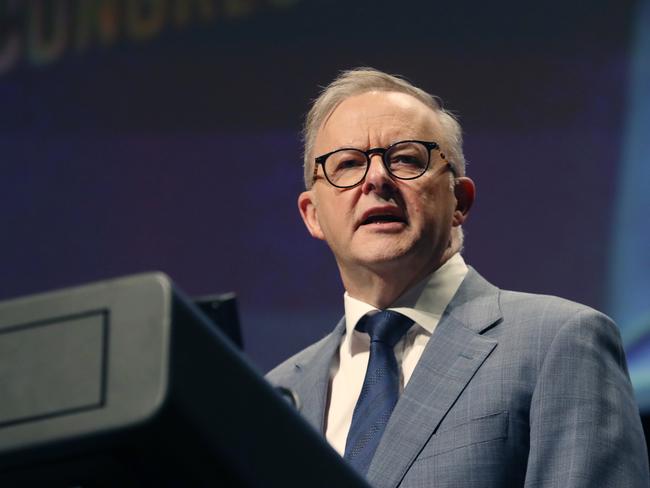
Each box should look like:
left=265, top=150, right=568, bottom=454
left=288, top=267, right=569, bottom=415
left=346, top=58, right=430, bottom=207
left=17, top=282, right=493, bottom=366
left=409, top=191, right=435, bottom=217
left=318, top=199, right=351, bottom=236
left=410, top=192, right=455, bottom=228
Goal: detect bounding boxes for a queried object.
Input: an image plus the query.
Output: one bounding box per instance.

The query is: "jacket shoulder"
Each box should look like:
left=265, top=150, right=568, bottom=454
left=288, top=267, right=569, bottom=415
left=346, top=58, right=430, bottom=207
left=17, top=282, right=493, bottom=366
left=493, top=289, right=625, bottom=367
left=265, top=327, right=340, bottom=384
left=498, top=289, right=617, bottom=329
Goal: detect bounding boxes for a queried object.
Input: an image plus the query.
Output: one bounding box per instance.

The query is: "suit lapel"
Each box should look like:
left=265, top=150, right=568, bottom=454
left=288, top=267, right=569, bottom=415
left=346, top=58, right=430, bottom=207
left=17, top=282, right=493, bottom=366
left=289, top=319, right=346, bottom=432
left=367, top=268, right=502, bottom=488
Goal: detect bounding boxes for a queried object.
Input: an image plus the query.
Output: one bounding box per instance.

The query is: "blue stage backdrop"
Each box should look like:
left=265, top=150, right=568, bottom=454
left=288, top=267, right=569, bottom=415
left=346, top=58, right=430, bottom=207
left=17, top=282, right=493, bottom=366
left=1, top=0, right=649, bottom=408
left=609, top=0, right=650, bottom=409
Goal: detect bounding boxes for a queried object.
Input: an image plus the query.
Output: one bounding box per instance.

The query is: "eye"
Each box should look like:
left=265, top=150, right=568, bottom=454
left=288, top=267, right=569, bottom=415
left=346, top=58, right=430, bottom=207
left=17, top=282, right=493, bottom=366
left=387, top=142, right=429, bottom=173
left=338, top=158, right=365, bottom=169
left=328, top=151, right=367, bottom=173
left=390, top=154, right=424, bottom=167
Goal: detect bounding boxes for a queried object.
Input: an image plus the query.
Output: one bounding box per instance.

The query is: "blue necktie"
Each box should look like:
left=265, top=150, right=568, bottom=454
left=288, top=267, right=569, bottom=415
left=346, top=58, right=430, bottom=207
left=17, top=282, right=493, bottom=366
left=343, top=310, right=414, bottom=476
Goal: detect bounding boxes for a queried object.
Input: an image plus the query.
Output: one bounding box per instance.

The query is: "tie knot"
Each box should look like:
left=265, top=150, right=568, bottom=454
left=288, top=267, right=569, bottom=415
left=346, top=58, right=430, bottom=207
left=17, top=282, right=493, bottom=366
left=357, top=310, right=414, bottom=347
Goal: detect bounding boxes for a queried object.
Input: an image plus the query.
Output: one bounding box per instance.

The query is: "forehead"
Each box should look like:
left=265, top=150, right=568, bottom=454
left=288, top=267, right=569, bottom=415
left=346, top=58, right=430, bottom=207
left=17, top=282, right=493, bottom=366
left=315, top=91, right=442, bottom=152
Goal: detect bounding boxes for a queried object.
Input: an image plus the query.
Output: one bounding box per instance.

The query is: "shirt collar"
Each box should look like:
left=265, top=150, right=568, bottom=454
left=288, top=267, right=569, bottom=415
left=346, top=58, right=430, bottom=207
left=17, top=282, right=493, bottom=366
left=343, top=253, right=469, bottom=350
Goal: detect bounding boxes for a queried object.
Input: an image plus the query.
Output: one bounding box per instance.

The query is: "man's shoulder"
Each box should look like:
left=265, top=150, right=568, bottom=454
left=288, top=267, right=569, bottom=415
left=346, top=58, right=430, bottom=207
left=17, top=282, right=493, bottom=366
left=265, top=321, right=343, bottom=384
left=498, top=287, right=613, bottom=324
left=463, top=268, right=620, bottom=343
left=492, top=286, right=621, bottom=350
left=498, top=287, right=603, bottom=317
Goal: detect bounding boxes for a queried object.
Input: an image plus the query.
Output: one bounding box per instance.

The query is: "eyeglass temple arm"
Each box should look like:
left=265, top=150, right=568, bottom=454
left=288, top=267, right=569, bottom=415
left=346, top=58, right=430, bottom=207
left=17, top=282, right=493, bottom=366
left=311, top=161, right=320, bottom=186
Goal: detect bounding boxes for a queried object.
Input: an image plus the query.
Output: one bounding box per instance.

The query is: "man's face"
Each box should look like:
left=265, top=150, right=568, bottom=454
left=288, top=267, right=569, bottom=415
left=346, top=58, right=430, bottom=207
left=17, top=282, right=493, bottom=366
left=298, top=91, right=472, bottom=281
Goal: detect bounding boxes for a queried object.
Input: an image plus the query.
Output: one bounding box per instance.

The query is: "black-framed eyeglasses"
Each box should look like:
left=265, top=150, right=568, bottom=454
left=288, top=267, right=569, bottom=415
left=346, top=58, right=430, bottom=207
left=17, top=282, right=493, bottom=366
left=313, top=140, right=456, bottom=189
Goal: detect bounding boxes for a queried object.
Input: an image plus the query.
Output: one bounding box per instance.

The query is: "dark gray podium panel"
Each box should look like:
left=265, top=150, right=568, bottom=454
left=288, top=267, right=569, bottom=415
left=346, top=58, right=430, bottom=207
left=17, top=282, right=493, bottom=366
left=0, top=273, right=369, bottom=487
left=0, top=274, right=170, bottom=453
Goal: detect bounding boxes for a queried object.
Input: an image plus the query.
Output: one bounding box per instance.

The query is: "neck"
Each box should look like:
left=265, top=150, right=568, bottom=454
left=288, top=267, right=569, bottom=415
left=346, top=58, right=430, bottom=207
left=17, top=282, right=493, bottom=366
left=340, top=248, right=457, bottom=309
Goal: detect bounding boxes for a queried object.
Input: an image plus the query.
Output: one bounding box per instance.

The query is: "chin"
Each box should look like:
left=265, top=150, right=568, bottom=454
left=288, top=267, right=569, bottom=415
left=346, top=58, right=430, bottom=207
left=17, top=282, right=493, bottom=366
left=355, top=236, right=445, bottom=271
left=354, top=244, right=414, bottom=267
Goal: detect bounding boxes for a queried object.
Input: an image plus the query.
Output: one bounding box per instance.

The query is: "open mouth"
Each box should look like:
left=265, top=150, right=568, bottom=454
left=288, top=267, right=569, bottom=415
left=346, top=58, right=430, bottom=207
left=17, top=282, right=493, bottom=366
left=358, top=206, right=408, bottom=229
left=361, top=214, right=407, bottom=225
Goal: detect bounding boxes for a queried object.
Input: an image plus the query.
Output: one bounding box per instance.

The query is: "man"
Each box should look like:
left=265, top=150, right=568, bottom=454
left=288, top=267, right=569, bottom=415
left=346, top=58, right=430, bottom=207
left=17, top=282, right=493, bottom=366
left=266, top=68, right=649, bottom=487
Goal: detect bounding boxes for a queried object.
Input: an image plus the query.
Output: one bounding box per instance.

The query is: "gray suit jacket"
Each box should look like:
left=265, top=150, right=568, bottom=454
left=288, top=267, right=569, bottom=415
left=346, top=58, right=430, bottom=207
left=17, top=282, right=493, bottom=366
left=266, top=268, right=649, bottom=487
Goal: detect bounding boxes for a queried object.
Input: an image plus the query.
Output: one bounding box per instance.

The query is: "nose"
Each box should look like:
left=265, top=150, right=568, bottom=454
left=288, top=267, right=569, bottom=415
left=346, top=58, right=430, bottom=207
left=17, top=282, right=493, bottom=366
left=361, top=154, right=397, bottom=197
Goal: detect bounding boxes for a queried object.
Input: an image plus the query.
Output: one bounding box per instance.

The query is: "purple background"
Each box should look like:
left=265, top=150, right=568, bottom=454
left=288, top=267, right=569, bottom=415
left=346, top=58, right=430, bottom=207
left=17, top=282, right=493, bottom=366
left=0, top=0, right=641, bottom=372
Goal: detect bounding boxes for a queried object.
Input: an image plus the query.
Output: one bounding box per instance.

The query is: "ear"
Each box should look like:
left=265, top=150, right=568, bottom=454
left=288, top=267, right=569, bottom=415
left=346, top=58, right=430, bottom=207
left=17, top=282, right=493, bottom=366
left=452, top=177, right=476, bottom=226
left=298, top=190, right=326, bottom=240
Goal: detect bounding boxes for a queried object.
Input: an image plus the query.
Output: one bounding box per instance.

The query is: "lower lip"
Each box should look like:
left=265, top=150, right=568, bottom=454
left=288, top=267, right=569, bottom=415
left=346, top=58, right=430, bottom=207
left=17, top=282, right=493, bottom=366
left=359, top=221, right=407, bottom=232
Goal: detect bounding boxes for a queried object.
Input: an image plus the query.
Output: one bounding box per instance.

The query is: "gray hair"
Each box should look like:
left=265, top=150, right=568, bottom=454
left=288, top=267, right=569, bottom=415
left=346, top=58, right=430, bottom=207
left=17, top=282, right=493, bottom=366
left=301, top=67, right=467, bottom=253
left=302, top=67, right=466, bottom=189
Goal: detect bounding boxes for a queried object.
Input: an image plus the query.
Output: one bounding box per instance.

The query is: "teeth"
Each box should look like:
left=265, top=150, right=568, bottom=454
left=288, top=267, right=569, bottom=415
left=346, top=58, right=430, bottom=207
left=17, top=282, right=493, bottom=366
left=365, top=215, right=401, bottom=224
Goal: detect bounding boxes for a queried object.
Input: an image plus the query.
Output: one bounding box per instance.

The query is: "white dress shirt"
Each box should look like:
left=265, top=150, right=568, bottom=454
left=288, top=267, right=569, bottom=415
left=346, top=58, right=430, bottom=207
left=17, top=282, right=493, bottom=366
left=324, top=253, right=469, bottom=455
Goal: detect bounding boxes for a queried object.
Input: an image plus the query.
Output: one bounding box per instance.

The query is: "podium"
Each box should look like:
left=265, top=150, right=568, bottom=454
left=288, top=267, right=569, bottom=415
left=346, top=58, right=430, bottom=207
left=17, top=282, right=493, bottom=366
left=0, top=273, right=369, bottom=487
